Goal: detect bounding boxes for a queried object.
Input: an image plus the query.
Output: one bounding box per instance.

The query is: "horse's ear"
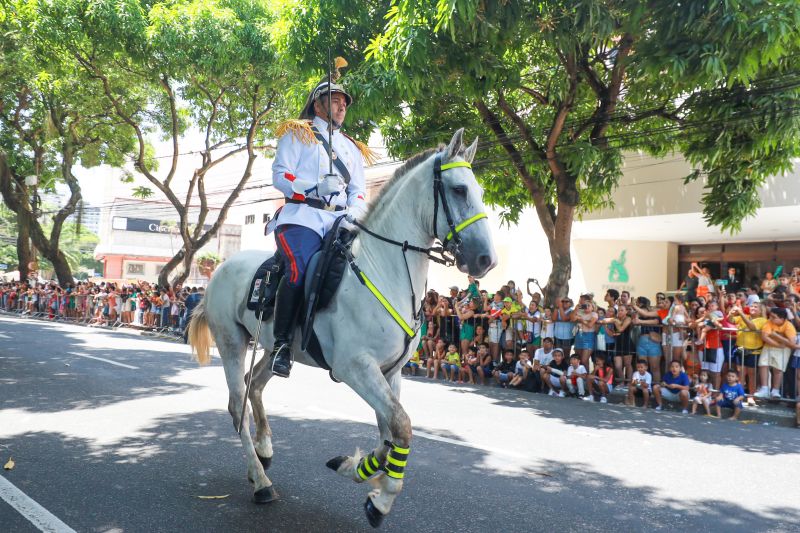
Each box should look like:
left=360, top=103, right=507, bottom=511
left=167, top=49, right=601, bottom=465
left=463, top=136, right=478, bottom=164
left=446, top=128, right=465, bottom=161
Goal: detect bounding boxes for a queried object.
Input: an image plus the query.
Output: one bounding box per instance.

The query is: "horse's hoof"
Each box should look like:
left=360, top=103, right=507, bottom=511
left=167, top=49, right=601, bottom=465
left=252, top=485, right=278, bottom=504
left=364, top=497, right=385, bottom=528
left=326, top=456, right=347, bottom=472
left=258, top=454, right=272, bottom=471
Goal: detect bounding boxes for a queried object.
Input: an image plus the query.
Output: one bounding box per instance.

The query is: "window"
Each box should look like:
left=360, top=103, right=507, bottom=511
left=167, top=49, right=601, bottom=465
left=245, top=214, right=255, bottom=224
left=262, top=212, right=270, bottom=223
left=126, top=263, right=144, bottom=275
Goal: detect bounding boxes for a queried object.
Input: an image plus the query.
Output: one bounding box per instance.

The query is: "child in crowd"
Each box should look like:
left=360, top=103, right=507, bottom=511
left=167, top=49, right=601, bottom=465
left=441, top=343, right=462, bottom=382
left=653, top=360, right=691, bottom=413
left=509, top=350, right=530, bottom=388
left=493, top=349, right=516, bottom=388
left=460, top=346, right=480, bottom=384
left=627, top=359, right=652, bottom=408
left=404, top=350, right=421, bottom=376
left=691, top=370, right=714, bottom=416
left=476, top=344, right=494, bottom=385
left=426, top=339, right=446, bottom=379
left=584, top=356, right=614, bottom=403
left=543, top=348, right=569, bottom=397
left=566, top=354, right=588, bottom=397
left=715, top=370, right=746, bottom=420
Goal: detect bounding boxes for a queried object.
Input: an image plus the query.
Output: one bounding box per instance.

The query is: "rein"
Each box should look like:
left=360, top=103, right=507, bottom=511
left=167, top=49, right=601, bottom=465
left=348, top=153, right=487, bottom=356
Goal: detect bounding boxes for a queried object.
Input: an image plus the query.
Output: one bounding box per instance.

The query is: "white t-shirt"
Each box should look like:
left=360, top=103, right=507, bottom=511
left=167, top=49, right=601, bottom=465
left=543, top=320, right=555, bottom=339
left=525, top=310, right=542, bottom=337
left=567, top=365, right=587, bottom=379
left=631, top=370, right=652, bottom=390
left=534, top=347, right=554, bottom=366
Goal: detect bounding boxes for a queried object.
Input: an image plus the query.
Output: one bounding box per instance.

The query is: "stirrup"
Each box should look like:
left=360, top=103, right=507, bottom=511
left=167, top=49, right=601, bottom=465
left=270, top=343, right=293, bottom=378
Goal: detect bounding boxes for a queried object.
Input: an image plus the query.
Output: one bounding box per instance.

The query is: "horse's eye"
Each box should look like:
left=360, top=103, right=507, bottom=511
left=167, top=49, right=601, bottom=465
left=452, top=185, right=467, bottom=196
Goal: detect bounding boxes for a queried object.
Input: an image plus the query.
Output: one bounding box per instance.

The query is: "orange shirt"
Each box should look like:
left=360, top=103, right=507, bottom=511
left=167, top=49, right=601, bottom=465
left=762, top=319, right=797, bottom=342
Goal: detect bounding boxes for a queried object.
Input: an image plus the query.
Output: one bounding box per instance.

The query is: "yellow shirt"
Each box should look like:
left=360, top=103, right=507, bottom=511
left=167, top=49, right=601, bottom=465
left=735, top=316, right=767, bottom=350
left=409, top=351, right=421, bottom=364
left=446, top=352, right=461, bottom=365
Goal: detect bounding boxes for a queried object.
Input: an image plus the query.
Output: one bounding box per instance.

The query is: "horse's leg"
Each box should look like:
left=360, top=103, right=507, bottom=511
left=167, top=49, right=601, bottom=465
left=218, top=326, right=278, bottom=504
left=327, top=359, right=411, bottom=526
left=247, top=349, right=275, bottom=472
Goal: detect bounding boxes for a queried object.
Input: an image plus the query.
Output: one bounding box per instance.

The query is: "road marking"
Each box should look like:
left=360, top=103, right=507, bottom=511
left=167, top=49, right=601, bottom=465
left=0, top=333, right=10, bottom=339
left=307, top=407, right=527, bottom=460
left=0, top=475, right=77, bottom=533
left=68, top=352, right=138, bottom=370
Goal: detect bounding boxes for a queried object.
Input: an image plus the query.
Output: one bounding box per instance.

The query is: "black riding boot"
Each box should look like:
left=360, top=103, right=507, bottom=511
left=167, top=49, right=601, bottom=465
left=269, top=277, right=303, bottom=378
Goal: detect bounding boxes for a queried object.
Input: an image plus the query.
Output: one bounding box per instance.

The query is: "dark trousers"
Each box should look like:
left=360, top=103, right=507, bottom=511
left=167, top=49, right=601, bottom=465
left=275, top=224, right=322, bottom=288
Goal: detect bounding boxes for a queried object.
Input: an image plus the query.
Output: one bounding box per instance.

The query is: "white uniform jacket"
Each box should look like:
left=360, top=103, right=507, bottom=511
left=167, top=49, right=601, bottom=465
left=270, top=116, right=368, bottom=237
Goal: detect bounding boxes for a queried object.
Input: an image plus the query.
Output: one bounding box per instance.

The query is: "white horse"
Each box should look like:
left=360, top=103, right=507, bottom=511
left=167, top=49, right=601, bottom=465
left=188, top=129, right=497, bottom=527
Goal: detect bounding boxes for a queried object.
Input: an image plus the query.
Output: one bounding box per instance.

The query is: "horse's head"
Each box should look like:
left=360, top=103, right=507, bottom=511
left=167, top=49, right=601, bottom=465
left=429, top=128, right=497, bottom=278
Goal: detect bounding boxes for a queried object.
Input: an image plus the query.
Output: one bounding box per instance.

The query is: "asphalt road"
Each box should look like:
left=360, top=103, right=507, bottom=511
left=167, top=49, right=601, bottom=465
left=1, top=314, right=800, bottom=533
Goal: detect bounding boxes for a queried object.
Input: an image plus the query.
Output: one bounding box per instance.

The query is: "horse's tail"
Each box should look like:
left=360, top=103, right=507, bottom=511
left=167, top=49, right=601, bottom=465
left=188, top=300, right=214, bottom=366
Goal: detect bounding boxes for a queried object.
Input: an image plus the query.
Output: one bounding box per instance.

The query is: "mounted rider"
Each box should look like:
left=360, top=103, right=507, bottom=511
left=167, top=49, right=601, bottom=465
left=267, top=58, right=377, bottom=378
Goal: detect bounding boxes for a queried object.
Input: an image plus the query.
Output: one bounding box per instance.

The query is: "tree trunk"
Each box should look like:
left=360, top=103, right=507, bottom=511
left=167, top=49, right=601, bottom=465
left=157, top=248, right=186, bottom=289
left=543, top=234, right=572, bottom=307
left=171, top=246, right=197, bottom=288
left=17, top=212, right=32, bottom=282
left=542, top=193, right=577, bottom=307
left=49, top=248, right=74, bottom=286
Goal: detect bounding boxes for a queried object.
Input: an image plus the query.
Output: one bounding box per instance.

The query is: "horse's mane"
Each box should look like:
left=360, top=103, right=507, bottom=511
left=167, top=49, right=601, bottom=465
left=362, top=144, right=445, bottom=224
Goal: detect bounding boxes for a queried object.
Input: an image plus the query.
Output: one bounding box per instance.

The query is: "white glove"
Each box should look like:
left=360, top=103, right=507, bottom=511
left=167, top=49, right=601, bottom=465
left=316, top=174, right=343, bottom=197
left=340, top=213, right=357, bottom=232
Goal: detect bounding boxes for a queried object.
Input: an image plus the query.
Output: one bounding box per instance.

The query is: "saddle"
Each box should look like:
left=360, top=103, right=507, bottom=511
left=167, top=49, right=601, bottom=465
left=246, top=216, right=356, bottom=374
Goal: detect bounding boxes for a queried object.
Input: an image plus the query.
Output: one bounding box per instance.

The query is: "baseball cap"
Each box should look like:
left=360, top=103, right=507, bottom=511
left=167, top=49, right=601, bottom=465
left=503, top=297, right=513, bottom=302
left=449, top=286, right=459, bottom=291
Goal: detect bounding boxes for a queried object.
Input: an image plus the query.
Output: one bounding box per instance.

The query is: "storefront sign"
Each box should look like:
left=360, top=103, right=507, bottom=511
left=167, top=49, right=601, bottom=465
left=113, top=217, right=211, bottom=235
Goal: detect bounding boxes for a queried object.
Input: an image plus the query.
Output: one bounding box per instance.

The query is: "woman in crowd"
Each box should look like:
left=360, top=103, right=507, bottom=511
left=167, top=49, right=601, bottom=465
left=632, top=297, right=665, bottom=384
left=607, top=304, right=634, bottom=386
left=573, top=300, right=598, bottom=369
left=455, top=298, right=480, bottom=359
left=553, top=297, right=575, bottom=356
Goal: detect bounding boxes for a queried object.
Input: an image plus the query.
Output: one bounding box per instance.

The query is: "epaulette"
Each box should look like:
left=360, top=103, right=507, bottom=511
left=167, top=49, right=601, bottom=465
left=342, top=132, right=380, bottom=166
left=275, top=119, right=317, bottom=145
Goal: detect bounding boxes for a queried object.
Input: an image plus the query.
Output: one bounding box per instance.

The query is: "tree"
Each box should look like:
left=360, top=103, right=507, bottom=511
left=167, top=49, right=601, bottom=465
left=0, top=1, right=134, bottom=284
left=37, top=0, right=291, bottom=288
left=363, top=0, right=800, bottom=303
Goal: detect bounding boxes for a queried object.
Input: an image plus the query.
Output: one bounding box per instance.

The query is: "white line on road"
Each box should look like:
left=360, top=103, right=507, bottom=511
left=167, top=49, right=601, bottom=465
left=68, top=352, right=139, bottom=370
left=307, top=407, right=527, bottom=460
left=0, top=475, right=77, bottom=533
left=0, top=333, right=10, bottom=339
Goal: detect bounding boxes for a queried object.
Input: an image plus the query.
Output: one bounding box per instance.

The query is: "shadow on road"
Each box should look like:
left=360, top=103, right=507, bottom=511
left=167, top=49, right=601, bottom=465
left=3, top=406, right=799, bottom=533
left=402, top=375, right=800, bottom=456
left=0, top=317, right=198, bottom=414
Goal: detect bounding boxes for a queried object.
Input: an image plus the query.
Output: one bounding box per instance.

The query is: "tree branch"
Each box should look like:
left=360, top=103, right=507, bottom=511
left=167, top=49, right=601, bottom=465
left=474, top=99, right=556, bottom=236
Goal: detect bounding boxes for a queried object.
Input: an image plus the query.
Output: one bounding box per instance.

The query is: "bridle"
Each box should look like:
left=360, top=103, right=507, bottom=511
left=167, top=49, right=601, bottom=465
left=353, top=151, right=487, bottom=268
left=347, top=150, right=488, bottom=373
left=432, top=153, right=488, bottom=262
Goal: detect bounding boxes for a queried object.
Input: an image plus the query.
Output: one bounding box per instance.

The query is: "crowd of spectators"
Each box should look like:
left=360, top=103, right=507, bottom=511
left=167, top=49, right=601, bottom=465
left=3, top=262, right=800, bottom=423
left=404, top=265, right=800, bottom=423
left=0, top=279, right=204, bottom=336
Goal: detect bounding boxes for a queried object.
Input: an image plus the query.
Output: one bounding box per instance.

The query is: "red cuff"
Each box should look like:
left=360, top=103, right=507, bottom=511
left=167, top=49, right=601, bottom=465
left=291, top=193, right=305, bottom=201
left=285, top=172, right=296, bottom=182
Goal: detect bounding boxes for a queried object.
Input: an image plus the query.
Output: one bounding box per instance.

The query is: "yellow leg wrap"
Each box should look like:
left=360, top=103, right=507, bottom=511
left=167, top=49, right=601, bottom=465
left=357, top=452, right=383, bottom=481
left=382, top=441, right=410, bottom=480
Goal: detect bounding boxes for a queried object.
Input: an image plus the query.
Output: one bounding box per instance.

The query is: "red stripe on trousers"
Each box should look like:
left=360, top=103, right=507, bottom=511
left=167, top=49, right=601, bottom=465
left=277, top=232, right=299, bottom=284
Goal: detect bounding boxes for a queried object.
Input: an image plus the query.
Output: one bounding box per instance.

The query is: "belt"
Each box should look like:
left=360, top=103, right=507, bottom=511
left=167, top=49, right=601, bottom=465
left=286, top=198, right=345, bottom=212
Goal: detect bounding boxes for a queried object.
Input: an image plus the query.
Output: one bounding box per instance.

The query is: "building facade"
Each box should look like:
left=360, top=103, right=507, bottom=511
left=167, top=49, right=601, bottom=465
left=94, top=199, right=241, bottom=286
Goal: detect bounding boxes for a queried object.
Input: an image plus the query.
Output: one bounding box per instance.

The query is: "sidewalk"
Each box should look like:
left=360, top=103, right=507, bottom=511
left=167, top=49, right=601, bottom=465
left=403, top=372, right=799, bottom=428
